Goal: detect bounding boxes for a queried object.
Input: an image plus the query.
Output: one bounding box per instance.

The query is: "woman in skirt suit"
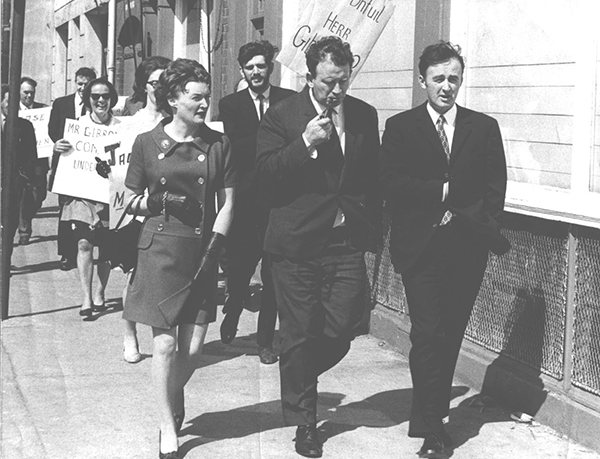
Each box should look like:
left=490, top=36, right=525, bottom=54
left=123, top=59, right=236, bottom=458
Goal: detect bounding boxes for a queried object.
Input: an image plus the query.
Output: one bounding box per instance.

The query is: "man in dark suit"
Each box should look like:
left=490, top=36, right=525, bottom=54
left=16, top=77, right=49, bottom=245
left=218, top=40, right=295, bottom=364
left=19, top=76, right=46, bottom=110
left=256, top=36, right=381, bottom=458
left=380, top=42, right=508, bottom=458
left=1, top=84, right=39, bottom=261
left=48, top=67, right=96, bottom=270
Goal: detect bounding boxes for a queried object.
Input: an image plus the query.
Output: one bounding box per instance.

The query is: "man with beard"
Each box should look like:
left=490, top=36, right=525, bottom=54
left=218, top=40, right=295, bottom=364
left=48, top=67, right=96, bottom=270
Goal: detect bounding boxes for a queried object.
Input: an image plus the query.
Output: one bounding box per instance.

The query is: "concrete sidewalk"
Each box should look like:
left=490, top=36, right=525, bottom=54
left=2, top=198, right=600, bottom=459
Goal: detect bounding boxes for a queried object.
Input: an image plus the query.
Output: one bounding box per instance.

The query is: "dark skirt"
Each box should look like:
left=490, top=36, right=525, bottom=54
left=123, top=215, right=217, bottom=329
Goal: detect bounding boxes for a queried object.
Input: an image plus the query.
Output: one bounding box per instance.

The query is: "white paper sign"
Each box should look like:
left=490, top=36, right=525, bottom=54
left=276, top=0, right=395, bottom=83
left=105, top=129, right=136, bottom=229
left=51, top=119, right=120, bottom=204
left=18, top=107, right=53, bottom=158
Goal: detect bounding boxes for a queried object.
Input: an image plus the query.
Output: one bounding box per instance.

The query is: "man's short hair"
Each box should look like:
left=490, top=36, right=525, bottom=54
left=75, top=67, right=97, bottom=80
left=20, top=76, right=37, bottom=87
left=237, top=40, right=278, bottom=67
left=305, top=36, right=353, bottom=77
left=418, top=41, right=465, bottom=77
left=1, top=84, right=9, bottom=99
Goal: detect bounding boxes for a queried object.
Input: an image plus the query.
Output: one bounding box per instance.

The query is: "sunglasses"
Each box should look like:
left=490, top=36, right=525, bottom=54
left=90, top=93, right=111, bottom=101
left=147, top=80, right=160, bottom=89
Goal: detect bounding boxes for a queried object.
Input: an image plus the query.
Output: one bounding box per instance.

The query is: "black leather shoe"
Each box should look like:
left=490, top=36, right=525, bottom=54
left=220, top=312, right=240, bottom=344
left=60, top=257, right=76, bottom=271
left=294, top=424, right=322, bottom=458
left=418, top=433, right=445, bottom=458
left=79, top=307, right=93, bottom=317
left=258, top=346, right=278, bottom=364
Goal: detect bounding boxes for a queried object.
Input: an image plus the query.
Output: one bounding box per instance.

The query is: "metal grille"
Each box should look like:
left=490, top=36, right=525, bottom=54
left=366, top=212, right=407, bottom=314
left=572, top=227, right=600, bottom=395
left=466, top=215, right=568, bottom=380
left=368, top=212, right=569, bottom=380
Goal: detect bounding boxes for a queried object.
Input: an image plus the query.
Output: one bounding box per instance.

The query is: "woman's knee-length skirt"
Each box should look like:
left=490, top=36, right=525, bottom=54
left=123, top=215, right=218, bottom=329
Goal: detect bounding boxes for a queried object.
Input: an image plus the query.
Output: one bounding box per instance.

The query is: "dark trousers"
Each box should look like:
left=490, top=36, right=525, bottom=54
left=57, top=194, right=76, bottom=259
left=224, top=203, right=278, bottom=347
left=271, top=238, right=366, bottom=425
left=18, top=175, right=47, bottom=237
left=401, top=222, right=488, bottom=438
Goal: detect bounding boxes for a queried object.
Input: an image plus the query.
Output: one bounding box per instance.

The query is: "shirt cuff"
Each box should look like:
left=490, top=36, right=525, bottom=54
left=302, top=133, right=318, bottom=159
left=442, top=182, right=449, bottom=202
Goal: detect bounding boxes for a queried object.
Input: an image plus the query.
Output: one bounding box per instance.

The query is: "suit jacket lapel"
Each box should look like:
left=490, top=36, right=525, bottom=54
left=339, top=98, right=357, bottom=187
left=241, top=88, right=260, bottom=125
left=449, top=105, right=472, bottom=165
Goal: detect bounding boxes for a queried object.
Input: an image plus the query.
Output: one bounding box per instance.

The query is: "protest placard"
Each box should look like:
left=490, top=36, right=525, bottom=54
left=51, top=119, right=121, bottom=204
left=105, top=124, right=137, bottom=229
left=19, top=107, right=53, bottom=158
left=276, top=0, right=395, bottom=83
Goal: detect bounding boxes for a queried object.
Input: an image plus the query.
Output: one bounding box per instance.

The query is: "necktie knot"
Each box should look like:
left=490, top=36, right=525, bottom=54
left=437, top=115, right=445, bottom=128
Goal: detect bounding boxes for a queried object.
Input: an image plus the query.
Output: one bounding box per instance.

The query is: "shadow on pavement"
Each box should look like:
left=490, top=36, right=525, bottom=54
left=11, top=259, right=61, bottom=275
left=9, top=303, right=81, bottom=318
left=445, top=393, right=512, bottom=456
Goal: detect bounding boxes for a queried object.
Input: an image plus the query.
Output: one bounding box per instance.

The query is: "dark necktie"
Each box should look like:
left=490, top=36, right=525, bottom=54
left=436, top=115, right=453, bottom=225
left=80, top=103, right=86, bottom=118
left=322, top=107, right=344, bottom=179
left=257, top=94, right=265, bottom=120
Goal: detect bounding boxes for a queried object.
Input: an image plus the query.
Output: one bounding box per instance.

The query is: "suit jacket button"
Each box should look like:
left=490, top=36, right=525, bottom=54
left=444, top=173, right=449, bottom=179
left=197, top=177, right=205, bottom=185
left=432, top=223, right=438, bottom=228
left=194, top=227, right=202, bottom=235
left=160, top=177, right=167, bottom=185
left=157, top=223, right=164, bottom=231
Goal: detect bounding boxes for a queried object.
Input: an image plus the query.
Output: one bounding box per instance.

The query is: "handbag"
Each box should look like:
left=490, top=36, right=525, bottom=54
left=96, top=195, right=143, bottom=273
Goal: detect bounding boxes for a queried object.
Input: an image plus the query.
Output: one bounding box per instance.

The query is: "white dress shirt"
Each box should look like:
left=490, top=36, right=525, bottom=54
left=248, top=85, right=271, bottom=120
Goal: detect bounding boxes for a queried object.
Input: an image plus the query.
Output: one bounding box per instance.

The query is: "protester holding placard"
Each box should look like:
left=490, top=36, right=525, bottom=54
left=122, top=59, right=235, bottom=458
left=53, top=78, right=120, bottom=318
left=48, top=67, right=97, bottom=271
left=95, top=56, right=171, bottom=364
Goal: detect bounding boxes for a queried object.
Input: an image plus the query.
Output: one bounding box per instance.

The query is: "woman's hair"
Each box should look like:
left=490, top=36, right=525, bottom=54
left=155, top=58, right=211, bottom=114
left=81, top=78, right=119, bottom=110
left=129, top=56, right=171, bottom=105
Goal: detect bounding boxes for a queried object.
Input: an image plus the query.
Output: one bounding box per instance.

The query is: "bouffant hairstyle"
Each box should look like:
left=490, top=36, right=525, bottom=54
left=418, top=41, right=465, bottom=77
left=81, top=78, right=119, bottom=111
left=305, top=36, right=354, bottom=77
left=129, top=56, right=171, bottom=105
left=155, top=58, right=211, bottom=114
